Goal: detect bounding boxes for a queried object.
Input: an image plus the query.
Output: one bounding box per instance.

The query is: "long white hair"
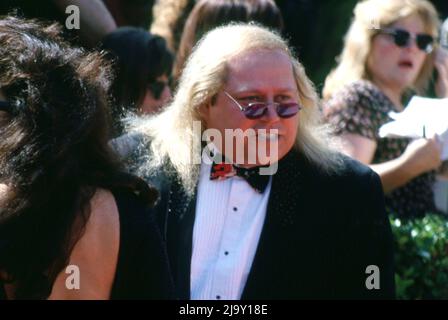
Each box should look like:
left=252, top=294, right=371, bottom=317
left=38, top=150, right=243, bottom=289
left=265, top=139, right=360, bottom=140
left=130, top=23, right=342, bottom=194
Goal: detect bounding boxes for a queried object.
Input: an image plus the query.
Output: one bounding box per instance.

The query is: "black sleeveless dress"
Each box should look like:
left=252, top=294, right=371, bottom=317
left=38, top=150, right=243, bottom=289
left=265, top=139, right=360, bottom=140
left=0, top=189, right=175, bottom=300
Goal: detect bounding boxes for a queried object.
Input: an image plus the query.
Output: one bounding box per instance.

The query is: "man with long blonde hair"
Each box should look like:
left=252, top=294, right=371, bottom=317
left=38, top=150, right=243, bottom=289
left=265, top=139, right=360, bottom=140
left=129, top=23, right=395, bottom=299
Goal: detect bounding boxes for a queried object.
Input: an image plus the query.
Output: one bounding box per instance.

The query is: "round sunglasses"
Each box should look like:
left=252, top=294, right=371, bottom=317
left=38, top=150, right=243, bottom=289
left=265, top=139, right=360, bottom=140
left=223, top=91, right=302, bottom=120
left=378, top=28, right=435, bottom=53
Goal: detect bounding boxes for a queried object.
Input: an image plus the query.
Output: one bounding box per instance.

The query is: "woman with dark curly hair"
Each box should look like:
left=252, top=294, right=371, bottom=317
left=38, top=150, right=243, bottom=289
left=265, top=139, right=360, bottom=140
left=0, top=16, right=174, bottom=300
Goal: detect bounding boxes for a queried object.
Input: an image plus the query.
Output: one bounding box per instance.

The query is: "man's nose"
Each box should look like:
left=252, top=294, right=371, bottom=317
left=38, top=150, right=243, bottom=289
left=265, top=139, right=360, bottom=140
left=403, top=37, right=420, bottom=53
left=261, top=102, right=280, bottom=122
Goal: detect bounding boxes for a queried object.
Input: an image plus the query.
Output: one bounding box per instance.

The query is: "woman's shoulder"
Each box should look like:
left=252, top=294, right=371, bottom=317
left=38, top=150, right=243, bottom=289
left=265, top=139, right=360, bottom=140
left=80, top=189, right=121, bottom=251
left=90, top=188, right=121, bottom=225
left=49, top=187, right=168, bottom=300
left=48, top=188, right=120, bottom=299
left=328, top=80, right=384, bottom=103
left=347, top=79, right=381, bottom=92
left=324, top=79, right=393, bottom=115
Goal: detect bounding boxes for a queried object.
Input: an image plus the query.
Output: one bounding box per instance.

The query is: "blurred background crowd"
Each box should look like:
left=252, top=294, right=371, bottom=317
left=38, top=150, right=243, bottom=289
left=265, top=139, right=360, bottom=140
left=1, top=0, right=448, bottom=299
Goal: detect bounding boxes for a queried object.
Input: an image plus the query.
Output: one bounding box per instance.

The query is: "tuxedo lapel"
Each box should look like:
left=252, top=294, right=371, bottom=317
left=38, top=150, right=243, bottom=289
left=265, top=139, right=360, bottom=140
left=164, top=151, right=331, bottom=299
left=163, top=153, right=312, bottom=300
left=160, top=150, right=394, bottom=299
left=241, top=151, right=324, bottom=299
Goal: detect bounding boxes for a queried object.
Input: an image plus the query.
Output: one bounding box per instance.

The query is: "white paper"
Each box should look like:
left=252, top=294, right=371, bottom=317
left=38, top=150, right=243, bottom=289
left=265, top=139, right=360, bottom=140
left=379, top=96, right=448, bottom=160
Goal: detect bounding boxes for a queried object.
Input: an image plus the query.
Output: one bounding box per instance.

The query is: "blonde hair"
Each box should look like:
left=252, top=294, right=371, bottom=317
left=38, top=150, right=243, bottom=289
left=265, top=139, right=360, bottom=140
left=150, top=0, right=194, bottom=52
left=323, top=0, right=440, bottom=99
left=131, top=23, right=342, bottom=194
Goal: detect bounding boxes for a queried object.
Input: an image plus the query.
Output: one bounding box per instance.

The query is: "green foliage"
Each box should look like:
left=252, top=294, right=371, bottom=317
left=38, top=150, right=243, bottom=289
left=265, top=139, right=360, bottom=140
left=390, top=214, right=448, bottom=299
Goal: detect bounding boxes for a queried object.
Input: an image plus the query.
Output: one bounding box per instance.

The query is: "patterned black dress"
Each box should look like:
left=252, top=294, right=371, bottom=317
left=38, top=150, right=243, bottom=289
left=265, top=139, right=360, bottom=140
left=324, top=80, right=436, bottom=219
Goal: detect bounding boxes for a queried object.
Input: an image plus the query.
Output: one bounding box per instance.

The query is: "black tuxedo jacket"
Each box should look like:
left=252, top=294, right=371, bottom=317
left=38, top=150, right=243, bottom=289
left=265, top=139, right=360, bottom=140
left=150, top=150, right=395, bottom=299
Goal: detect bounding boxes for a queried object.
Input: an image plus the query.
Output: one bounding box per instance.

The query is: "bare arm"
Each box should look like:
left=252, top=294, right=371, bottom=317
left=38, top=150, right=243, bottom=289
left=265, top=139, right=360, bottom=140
left=48, top=189, right=120, bottom=300
left=52, top=0, right=117, bottom=47
left=340, top=133, right=442, bottom=194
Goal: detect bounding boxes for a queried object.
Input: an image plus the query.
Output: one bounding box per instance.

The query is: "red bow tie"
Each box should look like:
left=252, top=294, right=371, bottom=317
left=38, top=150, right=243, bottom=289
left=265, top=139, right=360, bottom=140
left=210, top=162, right=270, bottom=193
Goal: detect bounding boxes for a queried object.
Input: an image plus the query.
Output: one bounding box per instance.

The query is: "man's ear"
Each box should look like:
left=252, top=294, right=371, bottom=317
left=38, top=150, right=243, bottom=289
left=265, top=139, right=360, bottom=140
left=198, top=103, right=209, bottom=128
left=198, top=102, right=208, bottom=117
left=210, top=94, right=217, bottom=105
left=199, top=95, right=216, bottom=117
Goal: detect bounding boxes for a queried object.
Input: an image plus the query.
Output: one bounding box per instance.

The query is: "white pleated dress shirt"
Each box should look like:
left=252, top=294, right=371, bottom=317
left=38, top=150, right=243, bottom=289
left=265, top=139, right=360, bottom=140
left=190, top=162, right=272, bottom=300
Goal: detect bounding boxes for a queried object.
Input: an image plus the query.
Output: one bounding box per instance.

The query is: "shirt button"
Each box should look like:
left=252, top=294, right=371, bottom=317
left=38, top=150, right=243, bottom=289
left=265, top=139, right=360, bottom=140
left=233, top=207, right=238, bottom=212
left=216, top=295, right=221, bottom=300
left=224, top=251, right=229, bottom=255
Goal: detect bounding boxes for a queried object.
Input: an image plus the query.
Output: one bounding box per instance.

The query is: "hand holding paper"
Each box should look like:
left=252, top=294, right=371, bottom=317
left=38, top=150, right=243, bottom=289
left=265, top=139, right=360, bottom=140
left=379, top=96, right=448, bottom=160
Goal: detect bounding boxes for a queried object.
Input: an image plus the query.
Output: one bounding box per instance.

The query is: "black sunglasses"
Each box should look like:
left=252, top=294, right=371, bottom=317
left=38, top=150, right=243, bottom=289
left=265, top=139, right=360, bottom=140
left=0, top=101, right=11, bottom=113
left=224, top=91, right=302, bottom=120
left=379, top=28, right=435, bottom=53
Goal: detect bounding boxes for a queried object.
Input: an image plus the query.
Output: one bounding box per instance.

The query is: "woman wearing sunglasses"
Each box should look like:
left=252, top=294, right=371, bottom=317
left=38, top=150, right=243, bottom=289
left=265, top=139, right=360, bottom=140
left=323, top=0, right=448, bottom=219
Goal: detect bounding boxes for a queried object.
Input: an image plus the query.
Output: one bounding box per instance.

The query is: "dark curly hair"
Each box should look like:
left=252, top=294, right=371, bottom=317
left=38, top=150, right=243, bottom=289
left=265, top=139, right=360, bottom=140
left=0, top=16, right=158, bottom=299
